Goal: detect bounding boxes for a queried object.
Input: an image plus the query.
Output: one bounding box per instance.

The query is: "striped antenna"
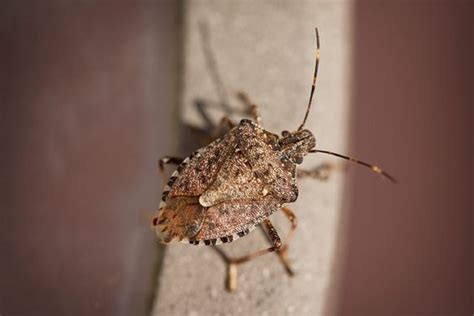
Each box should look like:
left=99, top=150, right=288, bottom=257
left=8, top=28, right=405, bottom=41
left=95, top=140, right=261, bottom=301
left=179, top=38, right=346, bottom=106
left=298, top=28, right=320, bottom=131
left=310, top=149, right=397, bottom=183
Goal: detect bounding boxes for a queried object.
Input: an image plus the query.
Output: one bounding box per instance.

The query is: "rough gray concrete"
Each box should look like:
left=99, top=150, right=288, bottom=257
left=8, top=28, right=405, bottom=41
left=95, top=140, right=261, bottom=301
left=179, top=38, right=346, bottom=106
left=152, top=1, right=352, bottom=315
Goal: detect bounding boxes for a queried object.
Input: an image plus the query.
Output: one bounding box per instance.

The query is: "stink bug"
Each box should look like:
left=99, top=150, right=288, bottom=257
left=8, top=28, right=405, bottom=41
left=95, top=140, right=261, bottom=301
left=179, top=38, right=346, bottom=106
left=153, top=28, right=396, bottom=292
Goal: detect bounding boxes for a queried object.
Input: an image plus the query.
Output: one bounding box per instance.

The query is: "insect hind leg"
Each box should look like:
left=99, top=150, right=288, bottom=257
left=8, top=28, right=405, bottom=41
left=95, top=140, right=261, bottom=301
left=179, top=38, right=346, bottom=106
left=158, top=156, right=184, bottom=185
left=275, top=206, right=298, bottom=276
left=212, top=218, right=282, bottom=292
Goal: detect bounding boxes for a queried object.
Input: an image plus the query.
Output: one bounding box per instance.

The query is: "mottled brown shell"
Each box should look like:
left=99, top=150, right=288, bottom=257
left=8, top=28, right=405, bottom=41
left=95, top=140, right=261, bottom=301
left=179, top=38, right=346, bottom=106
left=155, top=119, right=298, bottom=245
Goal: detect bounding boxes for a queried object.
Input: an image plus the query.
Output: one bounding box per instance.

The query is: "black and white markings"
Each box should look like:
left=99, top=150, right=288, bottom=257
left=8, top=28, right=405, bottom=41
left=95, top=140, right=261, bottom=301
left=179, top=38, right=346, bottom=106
left=183, top=225, right=257, bottom=246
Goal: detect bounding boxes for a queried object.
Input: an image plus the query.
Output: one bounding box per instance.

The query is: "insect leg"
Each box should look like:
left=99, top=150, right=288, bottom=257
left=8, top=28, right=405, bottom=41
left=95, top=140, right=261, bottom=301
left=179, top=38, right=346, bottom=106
left=158, top=156, right=184, bottom=185
left=214, top=218, right=282, bottom=292
left=211, top=115, right=235, bottom=139
left=298, top=162, right=339, bottom=181
left=276, top=206, right=298, bottom=276
left=236, top=91, right=262, bottom=125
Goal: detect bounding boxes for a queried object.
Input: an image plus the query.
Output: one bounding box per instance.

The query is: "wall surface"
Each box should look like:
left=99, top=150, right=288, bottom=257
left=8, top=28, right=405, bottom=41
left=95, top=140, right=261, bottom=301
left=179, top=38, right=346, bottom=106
left=153, top=1, right=472, bottom=315
left=1, top=2, right=180, bottom=316
left=153, top=1, right=353, bottom=315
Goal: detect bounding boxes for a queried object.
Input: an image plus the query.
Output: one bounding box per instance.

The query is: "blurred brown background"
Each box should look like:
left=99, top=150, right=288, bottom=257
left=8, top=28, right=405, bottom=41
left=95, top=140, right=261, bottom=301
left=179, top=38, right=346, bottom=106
left=331, top=1, right=473, bottom=315
left=1, top=2, right=180, bottom=316
left=1, top=1, right=472, bottom=316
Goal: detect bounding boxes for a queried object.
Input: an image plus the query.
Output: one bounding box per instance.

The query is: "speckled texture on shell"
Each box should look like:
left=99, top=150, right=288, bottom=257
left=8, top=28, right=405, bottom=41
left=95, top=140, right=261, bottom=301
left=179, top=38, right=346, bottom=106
left=156, top=119, right=299, bottom=244
left=169, top=131, right=237, bottom=198
left=193, top=196, right=279, bottom=241
left=157, top=197, right=204, bottom=243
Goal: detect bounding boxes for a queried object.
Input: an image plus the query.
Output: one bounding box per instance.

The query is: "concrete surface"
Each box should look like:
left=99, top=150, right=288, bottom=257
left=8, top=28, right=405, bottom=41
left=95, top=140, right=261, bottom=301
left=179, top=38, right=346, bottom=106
left=152, top=1, right=353, bottom=315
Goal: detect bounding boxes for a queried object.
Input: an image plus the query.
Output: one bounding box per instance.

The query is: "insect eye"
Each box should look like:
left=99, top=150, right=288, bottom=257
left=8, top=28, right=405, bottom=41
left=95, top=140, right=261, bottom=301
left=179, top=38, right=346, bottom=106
left=294, top=155, right=304, bottom=164
left=281, top=130, right=290, bottom=137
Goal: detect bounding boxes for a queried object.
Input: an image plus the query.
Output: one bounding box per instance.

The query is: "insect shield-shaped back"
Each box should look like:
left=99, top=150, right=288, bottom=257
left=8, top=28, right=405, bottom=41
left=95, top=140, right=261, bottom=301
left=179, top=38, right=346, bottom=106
left=155, top=119, right=300, bottom=246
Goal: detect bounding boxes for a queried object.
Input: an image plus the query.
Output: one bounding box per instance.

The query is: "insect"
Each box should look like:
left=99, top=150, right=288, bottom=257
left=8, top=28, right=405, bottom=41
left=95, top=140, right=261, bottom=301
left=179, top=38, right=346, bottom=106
left=153, top=28, right=396, bottom=292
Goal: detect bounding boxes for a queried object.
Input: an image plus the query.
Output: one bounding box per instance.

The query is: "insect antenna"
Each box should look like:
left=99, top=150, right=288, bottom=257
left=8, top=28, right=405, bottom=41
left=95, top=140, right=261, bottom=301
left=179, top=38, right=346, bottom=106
left=310, top=149, right=397, bottom=183
left=298, top=27, right=320, bottom=131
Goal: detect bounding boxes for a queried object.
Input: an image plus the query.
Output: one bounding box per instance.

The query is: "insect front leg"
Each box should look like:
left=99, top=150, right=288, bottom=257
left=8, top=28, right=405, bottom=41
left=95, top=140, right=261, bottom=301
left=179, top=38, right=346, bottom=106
left=236, top=91, right=262, bottom=125
left=158, top=156, right=184, bottom=185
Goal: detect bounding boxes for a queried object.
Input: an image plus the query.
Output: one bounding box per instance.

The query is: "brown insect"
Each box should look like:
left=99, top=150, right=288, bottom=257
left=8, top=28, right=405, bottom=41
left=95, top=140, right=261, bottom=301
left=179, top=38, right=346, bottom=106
left=153, top=28, right=396, bottom=291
